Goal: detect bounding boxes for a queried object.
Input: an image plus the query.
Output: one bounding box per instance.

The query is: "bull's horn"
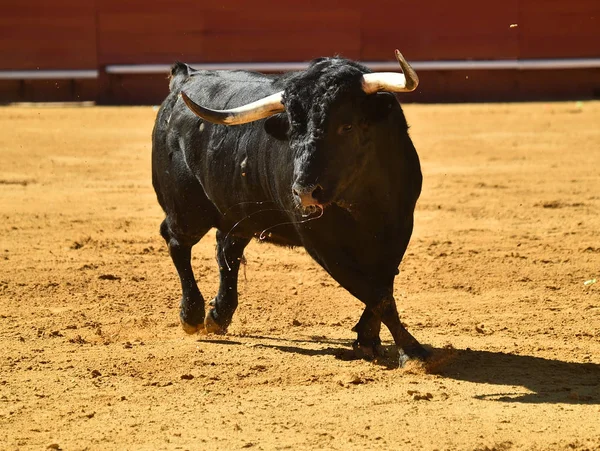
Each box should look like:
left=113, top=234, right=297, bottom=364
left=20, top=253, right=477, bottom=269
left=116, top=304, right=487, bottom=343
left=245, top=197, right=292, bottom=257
left=361, top=49, right=419, bottom=94
left=180, top=91, right=284, bottom=125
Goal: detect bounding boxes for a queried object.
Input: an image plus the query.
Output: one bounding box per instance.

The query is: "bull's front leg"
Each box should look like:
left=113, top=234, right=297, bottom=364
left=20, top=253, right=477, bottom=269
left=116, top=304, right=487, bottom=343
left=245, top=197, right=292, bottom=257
left=308, top=258, right=428, bottom=364
left=375, top=294, right=431, bottom=364
left=352, top=307, right=384, bottom=360
left=353, top=293, right=429, bottom=364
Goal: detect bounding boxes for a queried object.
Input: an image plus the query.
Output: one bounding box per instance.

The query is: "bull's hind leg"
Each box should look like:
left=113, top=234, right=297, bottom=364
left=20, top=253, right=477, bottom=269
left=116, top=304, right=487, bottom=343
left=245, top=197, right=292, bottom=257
left=204, top=230, right=251, bottom=334
left=160, top=219, right=210, bottom=334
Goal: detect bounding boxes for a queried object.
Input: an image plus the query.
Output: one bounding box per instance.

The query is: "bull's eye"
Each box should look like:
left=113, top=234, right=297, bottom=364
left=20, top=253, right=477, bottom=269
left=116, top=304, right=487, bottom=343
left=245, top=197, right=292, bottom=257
left=338, top=124, right=353, bottom=134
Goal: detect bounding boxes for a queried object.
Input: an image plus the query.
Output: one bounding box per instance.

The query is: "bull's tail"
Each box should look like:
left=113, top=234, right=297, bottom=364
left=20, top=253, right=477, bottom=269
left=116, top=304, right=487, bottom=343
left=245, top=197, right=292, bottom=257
left=169, top=62, right=193, bottom=93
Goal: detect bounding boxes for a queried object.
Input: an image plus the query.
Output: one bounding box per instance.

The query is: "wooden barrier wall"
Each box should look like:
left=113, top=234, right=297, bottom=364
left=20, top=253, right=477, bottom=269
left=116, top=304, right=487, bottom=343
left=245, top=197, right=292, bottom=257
left=1, top=0, right=599, bottom=103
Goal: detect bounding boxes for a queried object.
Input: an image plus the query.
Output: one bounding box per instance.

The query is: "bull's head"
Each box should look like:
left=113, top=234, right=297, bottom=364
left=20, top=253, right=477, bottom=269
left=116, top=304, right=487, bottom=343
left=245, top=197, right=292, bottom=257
left=181, top=50, right=418, bottom=212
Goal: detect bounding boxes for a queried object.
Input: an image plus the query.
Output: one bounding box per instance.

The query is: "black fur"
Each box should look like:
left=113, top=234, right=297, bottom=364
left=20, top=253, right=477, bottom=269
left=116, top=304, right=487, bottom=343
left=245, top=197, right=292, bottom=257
left=152, top=56, right=428, bottom=360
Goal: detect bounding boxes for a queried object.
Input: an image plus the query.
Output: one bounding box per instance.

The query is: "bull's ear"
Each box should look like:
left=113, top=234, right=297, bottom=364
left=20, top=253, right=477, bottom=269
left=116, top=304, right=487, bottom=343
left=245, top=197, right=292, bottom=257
left=264, top=113, right=290, bottom=141
left=365, top=92, right=397, bottom=122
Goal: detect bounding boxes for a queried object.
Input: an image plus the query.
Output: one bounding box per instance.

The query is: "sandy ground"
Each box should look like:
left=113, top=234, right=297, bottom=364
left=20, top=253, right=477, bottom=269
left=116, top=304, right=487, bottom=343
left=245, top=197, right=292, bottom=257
left=1, top=101, right=599, bottom=451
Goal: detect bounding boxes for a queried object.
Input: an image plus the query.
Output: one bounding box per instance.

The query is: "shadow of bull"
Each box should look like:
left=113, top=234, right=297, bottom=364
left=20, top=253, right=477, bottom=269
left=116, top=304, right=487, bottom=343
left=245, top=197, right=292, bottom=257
left=201, top=335, right=600, bottom=405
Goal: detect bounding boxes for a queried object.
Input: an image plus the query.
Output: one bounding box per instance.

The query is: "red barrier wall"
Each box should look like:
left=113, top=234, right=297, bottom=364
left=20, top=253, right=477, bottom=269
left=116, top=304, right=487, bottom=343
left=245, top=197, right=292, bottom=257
left=1, top=0, right=599, bottom=103
left=0, top=1, right=97, bottom=71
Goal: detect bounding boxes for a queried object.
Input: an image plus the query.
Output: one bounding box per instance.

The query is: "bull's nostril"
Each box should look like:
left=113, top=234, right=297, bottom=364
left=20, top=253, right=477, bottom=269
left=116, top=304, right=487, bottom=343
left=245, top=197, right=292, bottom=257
left=311, top=185, right=324, bottom=202
left=292, top=183, right=325, bottom=207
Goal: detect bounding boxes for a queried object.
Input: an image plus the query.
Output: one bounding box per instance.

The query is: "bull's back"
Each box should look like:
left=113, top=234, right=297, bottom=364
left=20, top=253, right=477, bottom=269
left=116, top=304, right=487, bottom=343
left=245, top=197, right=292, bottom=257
left=152, top=64, right=295, bottom=238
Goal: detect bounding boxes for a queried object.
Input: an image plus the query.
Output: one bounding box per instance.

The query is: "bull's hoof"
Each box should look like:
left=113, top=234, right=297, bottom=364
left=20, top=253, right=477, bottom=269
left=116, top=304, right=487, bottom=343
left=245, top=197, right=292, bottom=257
left=403, top=344, right=433, bottom=361
left=204, top=305, right=227, bottom=335
left=396, top=345, right=433, bottom=367
left=179, top=296, right=206, bottom=334
left=397, top=351, right=411, bottom=368
left=179, top=316, right=206, bottom=335
left=352, top=340, right=386, bottom=361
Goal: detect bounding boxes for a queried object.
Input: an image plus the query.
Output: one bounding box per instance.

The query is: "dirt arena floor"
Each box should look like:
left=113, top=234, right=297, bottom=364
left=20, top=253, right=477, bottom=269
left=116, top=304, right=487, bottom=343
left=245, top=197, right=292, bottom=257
left=1, top=101, right=599, bottom=450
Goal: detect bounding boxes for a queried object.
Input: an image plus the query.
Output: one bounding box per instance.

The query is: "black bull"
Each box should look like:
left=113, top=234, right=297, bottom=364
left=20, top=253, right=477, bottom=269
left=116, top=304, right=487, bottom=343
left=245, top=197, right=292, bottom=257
left=151, top=50, right=430, bottom=362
